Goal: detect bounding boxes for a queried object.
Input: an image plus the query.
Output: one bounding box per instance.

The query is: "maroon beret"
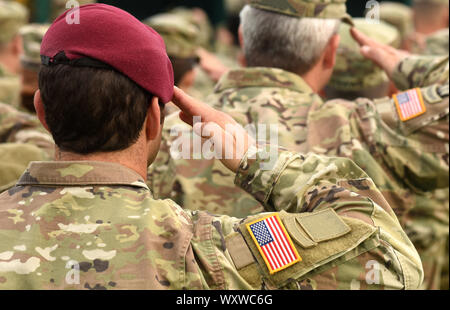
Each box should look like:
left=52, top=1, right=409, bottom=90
left=40, top=4, right=174, bottom=103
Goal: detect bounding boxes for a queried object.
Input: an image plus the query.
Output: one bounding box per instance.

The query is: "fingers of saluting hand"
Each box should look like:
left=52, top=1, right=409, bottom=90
left=172, top=86, right=238, bottom=129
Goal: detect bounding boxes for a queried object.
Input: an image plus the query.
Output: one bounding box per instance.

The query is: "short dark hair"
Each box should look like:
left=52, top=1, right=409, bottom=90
left=39, top=64, right=153, bottom=154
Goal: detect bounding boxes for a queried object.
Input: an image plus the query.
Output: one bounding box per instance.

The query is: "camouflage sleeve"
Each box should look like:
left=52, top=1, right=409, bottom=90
left=392, top=55, right=449, bottom=90
left=309, top=97, right=448, bottom=192
left=193, top=146, right=422, bottom=290
left=373, top=83, right=449, bottom=161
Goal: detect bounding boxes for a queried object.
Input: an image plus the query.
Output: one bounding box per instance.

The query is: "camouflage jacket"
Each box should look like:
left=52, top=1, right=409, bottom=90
left=209, top=56, right=449, bottom=202
left=153, top=56, right=449, bottom=218
left=410, top=29, right=449, bottom=56
left=0, top=103, right=55, bottom=193
left=149, top=55, right=448, bottom=289
left=0, top=148, right=423, bottom=289
left=205, top=55, right=449, bottom=289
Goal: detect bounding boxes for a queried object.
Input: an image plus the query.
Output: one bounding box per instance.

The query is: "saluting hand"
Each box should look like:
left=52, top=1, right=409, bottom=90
left=351, top=27, right=410, bottom=79
left=171, top=87, right=255, bottom=173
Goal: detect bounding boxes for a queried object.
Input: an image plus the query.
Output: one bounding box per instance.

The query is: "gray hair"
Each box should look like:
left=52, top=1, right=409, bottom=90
left=240, top=5, right=341, bottom=74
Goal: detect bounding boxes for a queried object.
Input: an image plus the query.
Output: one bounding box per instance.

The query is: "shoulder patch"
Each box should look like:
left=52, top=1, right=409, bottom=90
left=393, top=88, right=426, bottom=122
left=246, top=214, right=302, bottom=274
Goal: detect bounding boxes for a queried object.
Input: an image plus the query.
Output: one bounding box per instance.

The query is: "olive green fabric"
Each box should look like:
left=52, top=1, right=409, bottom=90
left=19, top=23, right=50, bottom=71
left=143, top=12, right=199, bottom=59
left=238, top=212, right=380, bottom=288
left=0, top=143, right=50, bottom=193
left=0, top=0, right=29, bottom=45
left=0, top=64, right=21, bottom=107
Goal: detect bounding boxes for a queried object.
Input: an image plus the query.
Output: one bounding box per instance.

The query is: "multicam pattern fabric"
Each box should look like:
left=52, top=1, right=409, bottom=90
left=0, top=143, right=50, bottom=193
left=148, top=55, right=449, bottom=289
left=411, top=28, right=449, bottom=56
left=391, top=55, right=449, bottom=93
left=0, top=102, right=54, bottom=156
left=0, top=102, right=55, bottom=192
left=376, top=55, right=449, bottom=290
left=0, top=0, right=28, bottom=44
left=19, top=24, right=51, bottom=71
left=0, top=147, right=423, bottom=289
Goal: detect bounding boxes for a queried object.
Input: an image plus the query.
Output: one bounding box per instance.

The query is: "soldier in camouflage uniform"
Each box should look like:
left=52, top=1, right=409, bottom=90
left=149, top=0, right=450, bottom=290
left=410, top=0, right=449, bottom=55
left=324, top=20, right=449, bottom=290
left=417, top=28, right=449, bottom=56
left=0, top=102, right=55, bottom=191
left=0, top=102, right=53, bottom=152
left=0, top=0, right=28, bottom=107
left=143, top=12, right=203, bottom=115
left=0, top=3, right=423, bottom=290
left=0, top=23, right=53, bottom=193
left=381, top=0, right=449, bottom=56
left=19, top=23, right=50, bottom=113
left=379, top=1, right=415, bottom=50
left=0, top=142, right=50, bottom=193
left=384, top=0, right=449, bottom=289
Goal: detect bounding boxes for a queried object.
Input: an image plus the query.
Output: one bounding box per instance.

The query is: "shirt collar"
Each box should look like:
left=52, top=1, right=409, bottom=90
left=17, top=161, right=149, bottom=190
left=214, top=67, right=314, bottom=94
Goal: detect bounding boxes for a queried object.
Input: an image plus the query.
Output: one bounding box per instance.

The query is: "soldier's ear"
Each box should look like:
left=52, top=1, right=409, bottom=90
left=238, top=24, right=244, bottom=50
left=323, top=34, right=340, bottom=70
left=238, top=25, right=247, bottom=67
left=33, top=90, right=50, bottom=133
left=145, top=96, right=162, bottom=141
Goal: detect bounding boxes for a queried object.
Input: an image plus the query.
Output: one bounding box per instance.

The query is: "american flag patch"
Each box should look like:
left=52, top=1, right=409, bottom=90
left=246, top=214, right=301, bottom=274
left=393, top=88, right=426, bottom=121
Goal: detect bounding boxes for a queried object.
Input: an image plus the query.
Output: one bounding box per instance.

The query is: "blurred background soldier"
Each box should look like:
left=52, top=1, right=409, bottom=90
left=380, top=0, right=449, bottom=54
left=379, top=1, right=415, bottom=50
left=412, top=0, right=448, bottom=36
left=0, top=142, right=49, bottom=192
left=0, top=12, right=53, bottom=193
left=208, top=1, right=448, bottom=291
left=0, top=102, right=54, bottom=192
left=0, top=0, right=28, bottom=107
left=19, top=23, right=50, bottom=113
left=325, top=18, right=401, bottom=100
left=0, top=3, right=424, bottom=290
left=144, top=12, right=201, bottom=114
left=0, top=0, right=448, bottom=290
left=410, top=0, right=449, bottom=54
